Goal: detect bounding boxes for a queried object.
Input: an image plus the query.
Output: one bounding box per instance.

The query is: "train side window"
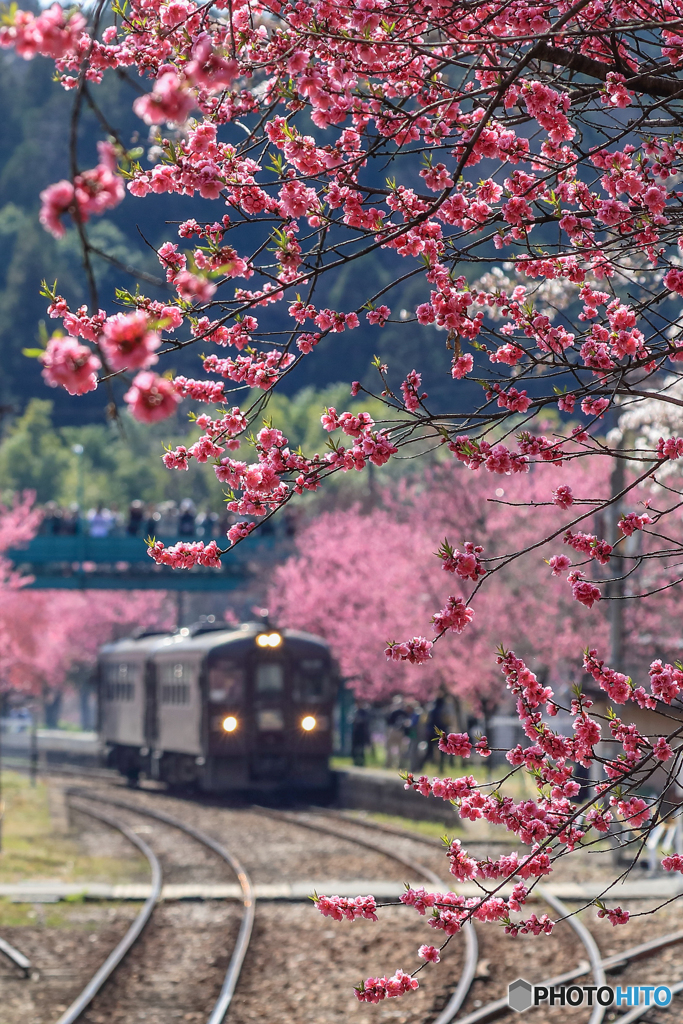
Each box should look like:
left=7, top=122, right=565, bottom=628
left=159, top=663, right=193, bottom=705
left=160, top=663, right=192, bottom=683
left=105, top=663, right=136, bottom=701
left=256, top=662, right=284, bottom=693
left=208, top=660, right=245, bottom=702
left=292, top=659, right=328, bottom=701
left=160, top=683, right=190, bottom=705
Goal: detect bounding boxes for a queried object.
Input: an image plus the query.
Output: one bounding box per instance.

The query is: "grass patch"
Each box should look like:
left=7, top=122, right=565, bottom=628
left=0, top=898, right=144, bottom=928
left=349, top=811, right=453, bottom=841
left=331, top=756, right=538, bottom=801
left=0, top=771, right=148, bottom=884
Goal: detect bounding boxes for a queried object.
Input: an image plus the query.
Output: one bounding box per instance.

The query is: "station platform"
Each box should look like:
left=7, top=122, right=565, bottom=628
left=332, top=763, right=459, bottom=825
left=0, top=728, right=100, bottom=767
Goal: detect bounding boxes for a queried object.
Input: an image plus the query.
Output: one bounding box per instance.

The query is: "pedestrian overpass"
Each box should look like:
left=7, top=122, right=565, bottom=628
left=7, top=531, right=281, bottom=590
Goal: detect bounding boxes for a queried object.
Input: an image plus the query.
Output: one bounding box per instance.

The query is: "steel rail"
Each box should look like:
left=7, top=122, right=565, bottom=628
left=56, top=800, right=162, bottom=1024
left=539, top=886, right=607, bottom=1024
left=309, top=810, right=683, bottom=1024
left=322, top=809, right=683, bottom=1024
left=432, top=922, right=683, bottom=1024
left=255, top=807, right=479, bottom=1024
left=69, top=790, right=255, bottom=1024
left=0, top=935, right=32, bottom=975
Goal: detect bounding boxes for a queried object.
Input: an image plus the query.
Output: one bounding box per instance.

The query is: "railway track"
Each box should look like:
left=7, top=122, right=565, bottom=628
left=6, top=765, right=683, bottom=1022
left=55, top=800, right=162, bottom=1024
left=57, top=790, right=255, bottom=1024
left=255, top=805, right=479, bottom=1024
left=0, top=935, right=32, bottom=977
left=302, top=810, right=683, bottom=1024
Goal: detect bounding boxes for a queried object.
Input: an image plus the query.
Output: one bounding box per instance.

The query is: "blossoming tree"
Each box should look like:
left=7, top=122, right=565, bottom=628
left=9, top=587, right=172, bottom=723
left=0, top=495, right=171, bottom=714
left=269, top=462, right=617, bottom=705
left=6, top=0, right=683, bottom=997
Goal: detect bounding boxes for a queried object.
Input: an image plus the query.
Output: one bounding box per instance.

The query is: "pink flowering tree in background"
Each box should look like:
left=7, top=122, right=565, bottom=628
left=271, top=457, right=683, bottom=705
left=0, top=496, right=172, bottom=718
left=8, top=0, right=683, bottom=997
left=269, top=462, right=614, bottom=707
left=7, top=588, right=173, bottom=725
left=0, top=493, right=45, bottom=688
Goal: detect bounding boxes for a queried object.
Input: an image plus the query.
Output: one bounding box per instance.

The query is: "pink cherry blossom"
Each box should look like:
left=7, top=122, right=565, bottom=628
left=101, top=311, right=160, bottom=371
left=123, top=372, right=180, bottom=422
left=40, top=336, right=100, bottom=395
left=418, top=945, right=440, bottom=963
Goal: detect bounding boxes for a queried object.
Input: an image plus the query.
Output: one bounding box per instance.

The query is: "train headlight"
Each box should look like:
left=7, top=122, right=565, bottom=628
left=301, top=715, right=317, bottom=731
left=256, top=632, right=282, bottom=648
left=222, top=716, right=238, bottom=732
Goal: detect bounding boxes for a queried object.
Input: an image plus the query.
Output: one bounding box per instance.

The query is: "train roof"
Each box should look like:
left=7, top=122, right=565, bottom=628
left=100, top=621, right=329, bottom=659
left=99, top=632, right=175, bottom=658
left=153, top=621, right=330, bottom=657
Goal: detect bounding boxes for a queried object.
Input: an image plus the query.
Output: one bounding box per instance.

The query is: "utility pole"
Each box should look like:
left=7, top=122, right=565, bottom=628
left=606, top=431, right=626, bottom=869
left=0, top=715, right=3, bottom=853
left=30, top=706, right=38, bottom=787
left=609, top=435, right=625, bottom=668
left=72, top=444, right=85, bottom=584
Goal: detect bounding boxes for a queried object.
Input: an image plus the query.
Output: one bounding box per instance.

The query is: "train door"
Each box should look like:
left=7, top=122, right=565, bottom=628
left=249, top=653, right=289, bottom=781
left=156, top=658, right=203, bottom=755
left=144, top=658, right=158, bottom=749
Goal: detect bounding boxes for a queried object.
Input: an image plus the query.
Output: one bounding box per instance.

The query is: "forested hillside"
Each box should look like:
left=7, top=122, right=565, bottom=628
left=0, top=48, right=459, bottom=429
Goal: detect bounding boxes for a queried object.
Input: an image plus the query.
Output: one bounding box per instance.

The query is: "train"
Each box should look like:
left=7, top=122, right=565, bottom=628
left=98, top=619, right=337, bottom=792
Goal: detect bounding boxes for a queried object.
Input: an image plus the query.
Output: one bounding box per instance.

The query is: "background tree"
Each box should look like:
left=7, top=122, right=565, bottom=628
left=0, top=494, right=171, bottom=723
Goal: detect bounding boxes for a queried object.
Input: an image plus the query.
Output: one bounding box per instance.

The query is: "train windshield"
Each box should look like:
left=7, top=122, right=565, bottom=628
left=208, top=660, right=245, bottom=702
left=256, top=662, right=284, bottom=693
left=292, top=658, right=329, bottom=701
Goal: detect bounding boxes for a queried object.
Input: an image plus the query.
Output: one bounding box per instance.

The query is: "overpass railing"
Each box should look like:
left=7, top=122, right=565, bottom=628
left=6, top=530, right=285, bottom=590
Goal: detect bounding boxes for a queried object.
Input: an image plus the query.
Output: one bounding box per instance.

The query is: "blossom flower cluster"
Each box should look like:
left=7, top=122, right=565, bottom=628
left=311, top=643, right=680, bottom=996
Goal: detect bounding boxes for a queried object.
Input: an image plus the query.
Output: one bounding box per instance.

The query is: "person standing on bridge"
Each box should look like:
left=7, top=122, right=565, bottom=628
left=87, top=505, right=113, bottom=538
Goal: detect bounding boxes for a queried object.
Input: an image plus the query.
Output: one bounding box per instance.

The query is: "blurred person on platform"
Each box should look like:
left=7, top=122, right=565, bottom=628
left=178, top=499, right=197, bottom=537
left=41, top=500, right=61, bottom=534
left=145, top=503, right=160, bottom=537
left=109, top=503, right=124, bottom=535
left=425, top=687, right=455, bottom=769
left=127, top=500, right=145, bottom=536
left=64, top=503, right=80, bottom=534
left=156, top=501, right=178, bottom=536
left=385, top=696, right=409, bottom=768
left=405, top=699, right=424, bottom=772
left=196, top=508, right=218, bottom=537
left=351, top=702, right=372, bottom=767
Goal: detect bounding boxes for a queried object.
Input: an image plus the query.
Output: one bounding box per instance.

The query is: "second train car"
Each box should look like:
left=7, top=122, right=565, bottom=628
left=99, top=620, right=336, bottom=792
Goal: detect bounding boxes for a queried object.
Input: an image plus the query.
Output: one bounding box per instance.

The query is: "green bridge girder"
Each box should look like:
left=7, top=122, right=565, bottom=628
left=7, top=533, right=274, bottom=590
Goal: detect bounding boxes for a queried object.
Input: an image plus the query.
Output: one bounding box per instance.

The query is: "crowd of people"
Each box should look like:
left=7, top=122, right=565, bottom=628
left=350, top=689, right=465, bottom=771
left=37, top=500, right=299, bottom=540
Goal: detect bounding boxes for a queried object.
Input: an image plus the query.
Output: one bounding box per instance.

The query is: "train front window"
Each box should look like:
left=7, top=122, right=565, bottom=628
left=258, top=708, right=284, bottom=731
left=208, top=660, right=245, bottom=702
left=292, top=659, right=328, bottom=702
left=256, top=662, right=284, bottom=693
